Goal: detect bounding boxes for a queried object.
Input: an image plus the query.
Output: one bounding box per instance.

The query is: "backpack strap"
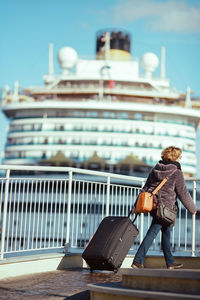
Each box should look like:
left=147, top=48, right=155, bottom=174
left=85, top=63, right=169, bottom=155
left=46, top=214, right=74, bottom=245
left=152, top=178, right=168, bottom=195
left=152, top=168, right=177, bottom=195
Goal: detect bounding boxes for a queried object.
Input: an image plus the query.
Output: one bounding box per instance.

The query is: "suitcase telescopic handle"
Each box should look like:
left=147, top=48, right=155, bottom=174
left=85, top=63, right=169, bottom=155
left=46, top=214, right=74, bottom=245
left=128, top=210, right=138, bottom=224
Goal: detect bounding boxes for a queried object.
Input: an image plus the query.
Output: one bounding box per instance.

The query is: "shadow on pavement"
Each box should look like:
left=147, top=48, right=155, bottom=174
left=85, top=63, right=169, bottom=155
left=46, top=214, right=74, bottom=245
left=64, top=289, right=90, bottom=300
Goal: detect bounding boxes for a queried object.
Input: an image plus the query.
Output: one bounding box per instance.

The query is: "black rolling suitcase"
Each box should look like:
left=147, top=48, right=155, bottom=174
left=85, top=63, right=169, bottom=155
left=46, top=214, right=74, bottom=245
left=82, top=213, right=138, bottom=272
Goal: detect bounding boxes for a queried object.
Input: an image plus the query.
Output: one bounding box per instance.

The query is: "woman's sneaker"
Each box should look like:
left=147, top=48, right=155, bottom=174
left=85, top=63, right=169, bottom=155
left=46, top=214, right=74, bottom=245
left=167, top=262, right=183, bottom=270
left=131, top=261, right=144, bottom=269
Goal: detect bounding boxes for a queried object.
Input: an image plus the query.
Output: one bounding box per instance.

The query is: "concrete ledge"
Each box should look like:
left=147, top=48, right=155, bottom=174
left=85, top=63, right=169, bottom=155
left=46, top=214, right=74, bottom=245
left=83, top=255, right=200, bottom=270
left=121, top=269, right=200, bottom=295
left=1, top=253, right=200, bottom=280
left=121, top=268, right=200, bottom=279
left=0, top=253, right=83, bottom=280
left=144, top=255, right=200, bottom=269
left=88, top=282, right=200, bottom=300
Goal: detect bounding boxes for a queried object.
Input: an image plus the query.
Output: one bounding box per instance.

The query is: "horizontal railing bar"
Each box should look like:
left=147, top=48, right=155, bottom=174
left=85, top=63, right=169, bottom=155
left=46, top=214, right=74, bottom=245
left=1, top=165, right=199, bottom=182
left=185, top=178, right=200, bottom=182
left=0, top=165, right=146, bottom=182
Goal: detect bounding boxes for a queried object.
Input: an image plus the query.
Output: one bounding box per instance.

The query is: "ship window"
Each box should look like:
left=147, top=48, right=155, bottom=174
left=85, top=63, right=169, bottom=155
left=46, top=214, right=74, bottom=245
left=121, top=113, right=128, bottom=119
left=90, top=140, right=97, bottom=145
left=19, top=151, right=25, bottom=158
left=90, top=111, right=98, bottom=117
left=114, top=125, right=121, bottom=132
left=72, top=139, right=80, bottom=145
left=103, top=112, right=115, bottom=118
left=65, top=124, right=73, bottom=130
left=98, top=124, right=104, bottom=131
left=67, top=137, right=72, bottom=143
left=105, top=125, right=113, bottom=131
left=134, top=113, right=142, bottom=120
left=58, top=139, right=65, bottom=144
left=42, top=152, right=46, bottom=159
left=91, top=125, right=97, bottom=131
left=24, top=124, right=32, bottom=131
left=97, top=138, right=103, bottom=144
left=7, top=138, right=12, bottom=144
left=34, top=123, right=42, bottom=131
left=125, top=126, right=131, bottom=132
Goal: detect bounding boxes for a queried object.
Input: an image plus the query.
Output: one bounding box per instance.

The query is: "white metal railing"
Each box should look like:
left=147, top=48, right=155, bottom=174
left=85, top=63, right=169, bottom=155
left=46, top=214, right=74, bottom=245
left=0, top=165, right=199, bottom=260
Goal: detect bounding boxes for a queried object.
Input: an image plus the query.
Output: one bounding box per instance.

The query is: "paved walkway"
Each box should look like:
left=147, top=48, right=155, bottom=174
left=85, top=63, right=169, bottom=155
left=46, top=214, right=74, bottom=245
left=0, top=268, right=121, bottom=300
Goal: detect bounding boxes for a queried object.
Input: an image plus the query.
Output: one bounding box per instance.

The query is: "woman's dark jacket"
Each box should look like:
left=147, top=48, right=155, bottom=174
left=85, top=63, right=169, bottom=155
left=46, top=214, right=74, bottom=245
left=142, top=160, right=197, bottom=214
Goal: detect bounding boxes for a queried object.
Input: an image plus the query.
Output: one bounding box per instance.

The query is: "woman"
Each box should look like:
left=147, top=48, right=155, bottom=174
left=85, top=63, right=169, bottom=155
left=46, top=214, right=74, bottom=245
left=132, top=146, right=197, bottom=269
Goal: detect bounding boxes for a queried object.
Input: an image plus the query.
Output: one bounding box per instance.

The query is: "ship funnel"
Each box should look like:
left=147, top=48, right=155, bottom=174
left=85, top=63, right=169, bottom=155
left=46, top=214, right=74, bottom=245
left=96, top=29, right=131, bottom=61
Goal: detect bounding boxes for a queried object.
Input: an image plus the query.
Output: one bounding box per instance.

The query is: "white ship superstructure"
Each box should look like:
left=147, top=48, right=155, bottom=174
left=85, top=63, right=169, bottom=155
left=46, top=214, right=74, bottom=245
left=1, top=29, right=200, bottom=176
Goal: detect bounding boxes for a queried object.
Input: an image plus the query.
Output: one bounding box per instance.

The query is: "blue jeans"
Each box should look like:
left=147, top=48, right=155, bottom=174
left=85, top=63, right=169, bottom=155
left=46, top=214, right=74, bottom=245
left=134, top=216, right=174, bottom=267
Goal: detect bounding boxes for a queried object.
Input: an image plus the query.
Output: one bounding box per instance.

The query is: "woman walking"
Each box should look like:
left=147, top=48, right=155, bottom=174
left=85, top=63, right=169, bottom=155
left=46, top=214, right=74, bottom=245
left=132, top=146, right=197, bottom=269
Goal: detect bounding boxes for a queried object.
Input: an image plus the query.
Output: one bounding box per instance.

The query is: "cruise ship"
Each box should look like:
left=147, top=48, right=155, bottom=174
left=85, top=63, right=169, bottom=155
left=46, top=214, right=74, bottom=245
left=1, top=29, right=200, bottom=177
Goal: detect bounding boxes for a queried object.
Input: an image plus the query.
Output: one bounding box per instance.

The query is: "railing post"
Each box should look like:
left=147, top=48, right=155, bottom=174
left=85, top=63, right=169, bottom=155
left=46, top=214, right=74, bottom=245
left=191, top=180, right=196, bottom=257
left=106, top=176, right=110, bottom=216
left=65, top=170, right=72, bottom=253
left=0, top=169, right=10, bottom=260
left=139, top=180, right=145, bottom=244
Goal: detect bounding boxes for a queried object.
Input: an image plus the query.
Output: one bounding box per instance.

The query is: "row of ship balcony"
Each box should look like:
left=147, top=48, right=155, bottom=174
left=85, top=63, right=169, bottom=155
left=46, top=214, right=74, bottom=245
left=10, top=115, right=195, bottom=126
left=9, top=115, right=195, bottom=128
left=3, top=85, right=161, bottom=104
left=8, top=129, right=195, bottom=140
left=28, top=81, right=158, bottom=93
left=4, top=143, right=195, bottom=154
left=5, top=139, right=195, bottom=147
left=3, top=95, right=179, bottom=108
left=3, top=94, right=188, bottom=109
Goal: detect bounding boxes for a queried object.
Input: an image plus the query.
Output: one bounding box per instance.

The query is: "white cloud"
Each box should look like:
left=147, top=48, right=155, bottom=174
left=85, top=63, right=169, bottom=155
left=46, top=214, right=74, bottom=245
left=110, top=0, right=200, bottom=33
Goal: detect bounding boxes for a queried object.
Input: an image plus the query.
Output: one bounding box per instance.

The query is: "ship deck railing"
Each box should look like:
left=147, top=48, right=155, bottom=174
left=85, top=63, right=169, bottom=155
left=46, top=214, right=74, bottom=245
left=0, top=165, right=199, bottom=261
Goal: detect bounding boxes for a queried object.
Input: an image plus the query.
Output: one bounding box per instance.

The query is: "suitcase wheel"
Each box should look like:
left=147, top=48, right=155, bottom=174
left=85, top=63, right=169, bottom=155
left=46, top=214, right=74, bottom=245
left=113, top=268, right=118, bottom=273
left=90, top=268, right=94, bottom=273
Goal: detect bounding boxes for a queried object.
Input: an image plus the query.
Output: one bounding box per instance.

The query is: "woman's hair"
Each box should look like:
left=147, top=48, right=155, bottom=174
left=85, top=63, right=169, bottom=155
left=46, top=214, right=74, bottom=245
left=161, top=146, right=182, bottom=162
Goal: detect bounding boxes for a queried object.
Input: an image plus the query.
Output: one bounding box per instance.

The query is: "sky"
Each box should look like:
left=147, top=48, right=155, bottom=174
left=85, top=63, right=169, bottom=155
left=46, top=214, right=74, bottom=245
left=0, top=0, right=200, bottom=168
